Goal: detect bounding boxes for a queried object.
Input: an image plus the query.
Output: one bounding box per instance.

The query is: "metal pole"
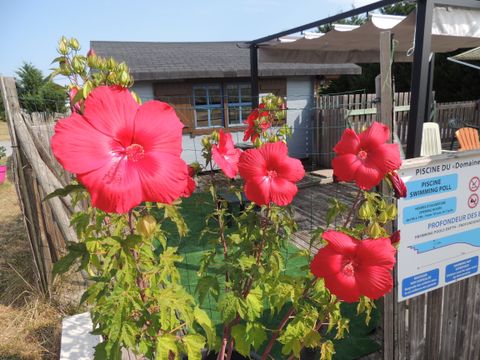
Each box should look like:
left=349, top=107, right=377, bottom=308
left=406, top=0, right=434, bottom=159
left=250, top=45, right=259, bottom=108
left=426, top=53, right=435, bottom=122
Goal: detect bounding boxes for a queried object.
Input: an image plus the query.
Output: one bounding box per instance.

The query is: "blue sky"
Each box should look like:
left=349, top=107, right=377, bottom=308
left=0, top=0, right=375, bottom=79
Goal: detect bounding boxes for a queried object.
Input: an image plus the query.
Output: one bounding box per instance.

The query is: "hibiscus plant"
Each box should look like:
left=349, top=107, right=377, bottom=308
left=50, top=38, right=404, bottom=360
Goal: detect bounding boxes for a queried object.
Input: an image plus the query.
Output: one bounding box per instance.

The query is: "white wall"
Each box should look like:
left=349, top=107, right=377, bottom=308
left=285, top=77, right=314, bottom=159
left=131, top=81, right=154, bottom=102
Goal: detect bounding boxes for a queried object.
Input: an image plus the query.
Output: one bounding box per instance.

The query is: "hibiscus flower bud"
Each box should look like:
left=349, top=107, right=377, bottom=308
left=69, top=38, right=80, bottom=50
left=137, top=215, right=157, bottom=238
left=386, top=204, right=397, bottom=220
left=388, top=171, right=407, bottom=199
left=201, top=136, right=211, bottom=148
left=390, top=230, right=401, bottom=247
left=358, top=201, right=375, bottom=220
left=87, top=48, right=96, bottom=57
left=367, top=222, right=383, bottom=238
left=378, top=211, right=388, bottom=224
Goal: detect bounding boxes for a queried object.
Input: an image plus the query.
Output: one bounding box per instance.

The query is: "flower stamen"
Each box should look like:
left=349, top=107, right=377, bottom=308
left=125, top=144, right=145, bottom=162
left=342, top=261, right=356, bottom=277
left=357, top=150, right=368, bottom=160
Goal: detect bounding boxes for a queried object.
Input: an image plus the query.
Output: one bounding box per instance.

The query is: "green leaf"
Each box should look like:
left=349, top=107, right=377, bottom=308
left=245, top=322, right=267, bottom=351
left=155, top=334, right=178, bottom=360
left=219, top=293, right=244, bottom=323
left=43, top=184, right=85, bottom=201
left=194, top=307, right=216, bottom=348
left=94, top=341, right=121, bottom=360
left=332, top=337, right=380, bottom=360
left=320, top=340, right=335, bottom=360
left=82, top=80, right=93, bottom=98
left=238, top=255, right=256, bottom=271
left=245, top=287, right=263, bottom=321
left=182, top=334, right=205, bottom=360
left=195, top=275, right=220, bottom=305
left=163, top=204, right=188, bottom=237
left=80, top=281, right=107, bottom=304
left=231, top=324, right=250, bottom=356
left=52, top=242, right=87, bottom=277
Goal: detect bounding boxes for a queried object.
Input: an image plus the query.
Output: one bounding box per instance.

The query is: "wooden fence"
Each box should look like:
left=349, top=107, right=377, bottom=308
left=315, top=92, right=480, bottom=167
left=0, top=77, right=81, bottom=294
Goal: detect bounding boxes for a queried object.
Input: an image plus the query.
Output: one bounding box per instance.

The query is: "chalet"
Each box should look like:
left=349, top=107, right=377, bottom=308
left=91, top=41, right=361, bottom=163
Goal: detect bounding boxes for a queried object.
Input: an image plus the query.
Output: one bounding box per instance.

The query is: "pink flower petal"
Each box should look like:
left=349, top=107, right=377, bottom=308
left=355, top=265, right=394, bottom=300
left=238, top=150, right=267, bottom=179
left=77, top=158, right=143, bottom=213
left=218, top=129, right=235, bottom=152
left=259, top=141, right=288, bottom=163
left=322, top=230, right=358, bottom=256
left=356, top=238, right=396, bottom=268
left=359, top=122, right=390, bottom=150
left=51, top=113, right=115, bottom=174
left=325, top=271, right=362, bottom=303
left=133, top=101, right=184, bottom=155
left=82, top=86, right=139, bottom=145
left=353, top=162, right=384, bottom=190
left=212, top=130, right=242, bottom=179
left=275, top=157, right=305, bottom=183
left=333, top=128, right=360, bottom=155
left=332, top=154, right=361, bottom=182
left=368, top=143, right=402, bottom=174
left=212, top=146, right=240, bottom=179
left=183, top=176, right=196, bottom=197
left=310, top=246, right=344, bottom=278
left=244, top=177, right=270, bottom=206
left=136, top=152, right=188, bottom=204
left=270, top=177, right=298, bottom=206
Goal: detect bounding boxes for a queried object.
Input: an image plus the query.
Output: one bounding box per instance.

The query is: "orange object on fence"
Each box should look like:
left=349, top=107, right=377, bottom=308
left=455, top=127, right=480, bottom=150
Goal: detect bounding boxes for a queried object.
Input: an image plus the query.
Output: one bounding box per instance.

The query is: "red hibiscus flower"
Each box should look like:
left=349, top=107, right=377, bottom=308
left=243, top=104, right=271, bottom=142
left=52, top=85, right=189, bottom=213
left=332, top=122, right=401, bottom=190
left=181, top=165, right=196, bottom=198
left=310, top=230, right=396, bottom=302
left=238, top=141, right=305, bottom=206
left=212, top=129, right=242, bottom=178
left=387, top=171, right=407, bottom=198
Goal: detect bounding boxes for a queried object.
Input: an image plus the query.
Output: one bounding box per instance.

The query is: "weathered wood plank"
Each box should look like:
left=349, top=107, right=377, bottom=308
left=425, top=288, right=444, bottom=360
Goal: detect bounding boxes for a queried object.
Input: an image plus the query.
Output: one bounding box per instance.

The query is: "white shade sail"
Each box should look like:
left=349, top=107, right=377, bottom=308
left=259, top=6, right=480, bottom=64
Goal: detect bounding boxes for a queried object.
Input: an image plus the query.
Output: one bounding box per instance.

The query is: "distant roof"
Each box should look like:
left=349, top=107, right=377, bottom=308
left=90, top=41, right=361, bottom=81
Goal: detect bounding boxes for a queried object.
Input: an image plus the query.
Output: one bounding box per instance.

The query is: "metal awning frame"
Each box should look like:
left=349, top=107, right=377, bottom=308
left=249, top=0, right=480, bottom=158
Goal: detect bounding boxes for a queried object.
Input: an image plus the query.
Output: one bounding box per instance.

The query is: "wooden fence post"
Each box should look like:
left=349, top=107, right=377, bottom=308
left=0, top=76, right=82, bottom=295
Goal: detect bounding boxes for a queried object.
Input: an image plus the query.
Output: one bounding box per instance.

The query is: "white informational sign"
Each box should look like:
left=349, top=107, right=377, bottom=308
left=397, top=150, right=480, bottom=302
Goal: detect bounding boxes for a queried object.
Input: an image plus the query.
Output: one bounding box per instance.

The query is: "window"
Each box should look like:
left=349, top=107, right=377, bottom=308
left=193, top=85, right=224, bottom=128
left=226, top=84, right=252, bottom=126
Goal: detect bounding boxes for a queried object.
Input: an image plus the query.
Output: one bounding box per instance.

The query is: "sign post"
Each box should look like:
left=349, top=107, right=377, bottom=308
left=397, top=150, right=480, bottom=301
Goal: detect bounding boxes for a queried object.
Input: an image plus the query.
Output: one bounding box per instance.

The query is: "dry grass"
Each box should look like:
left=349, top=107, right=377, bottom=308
left=0, top=177, right=65, bottom=360
left=0, top=121, right=9, bottom=141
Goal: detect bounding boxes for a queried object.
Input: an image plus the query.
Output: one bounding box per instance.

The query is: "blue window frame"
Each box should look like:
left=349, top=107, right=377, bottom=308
left=193, top=85, right=224, bottom=128
left=226, top=84, right=252, bottom=126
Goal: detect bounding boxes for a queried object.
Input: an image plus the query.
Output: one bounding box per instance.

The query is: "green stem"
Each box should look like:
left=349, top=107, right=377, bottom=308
left=343, top=189, right=363, bottom=228
left=261, top=278, right=317, bottom=360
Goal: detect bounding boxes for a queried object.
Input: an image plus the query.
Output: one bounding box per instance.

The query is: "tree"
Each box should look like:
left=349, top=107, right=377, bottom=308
left=15, top=62, right=67, bottom=113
